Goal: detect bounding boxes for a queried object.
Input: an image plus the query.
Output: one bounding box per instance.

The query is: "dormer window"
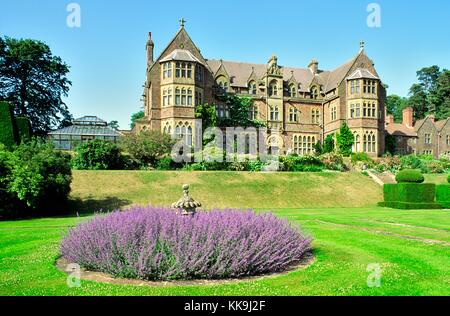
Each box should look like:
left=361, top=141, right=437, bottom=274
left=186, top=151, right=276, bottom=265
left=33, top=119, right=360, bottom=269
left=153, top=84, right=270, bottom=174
left=216, top=76, right=229, bottom=93
left=310, top=87, right=319, bottom=99
left=248, top=81, right=257, bottom=95
left=289, top=84, right=297, bottom=98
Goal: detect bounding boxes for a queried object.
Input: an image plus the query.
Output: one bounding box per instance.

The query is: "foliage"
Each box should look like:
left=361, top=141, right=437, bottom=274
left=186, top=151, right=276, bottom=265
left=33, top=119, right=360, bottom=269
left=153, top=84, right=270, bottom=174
left=313, top=141, right=323, bottom=156
left=15, top=117, right=31, bottom=143
left=336, top=123, right=354, bottom=157
left=61, top=207, right=312, bottom=281
left=380, top=183, right=440, bottom=209
left=0, top=139, right=72, bottom=216
left=108, top=120, right=120, bottom=130
left=384, top=134, right=395, bottom=156
left=0, top=37, right=72, bottom=135
left=320, top=153, right=345, bottom=171
left=448, top=173, right=450, bottom=184
left=130, top=110, right=145, bottom=129
left=351, top=152, right=373, bottom=165
left=436, top=184, right=450, bottom=208
left=72, top=139, right=124, bottom=170
left=120, top=131, right=175, bottom=167
left=323, top=134, right=335, bottom=154
left=395, top=169, right=425, bottom=183
left=216, top=94, right=265, bottom=128
left=279, top=155, right=324, bottom=172
left=386, top=95, right=409, bottom=122
left=0, top=101, right=18, bottom=148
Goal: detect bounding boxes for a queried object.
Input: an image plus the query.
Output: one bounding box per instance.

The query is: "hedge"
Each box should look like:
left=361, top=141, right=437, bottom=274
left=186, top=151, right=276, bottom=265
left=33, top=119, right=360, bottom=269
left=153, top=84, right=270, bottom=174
left=436, top=184, right=450, bottom=209
left=395, top=169, right=425, bottom=183
left=15, top=117, right=31, bottom=143
left=380, top=183, right=442, bottom=209
left=0, top=101, right=18, bottom=148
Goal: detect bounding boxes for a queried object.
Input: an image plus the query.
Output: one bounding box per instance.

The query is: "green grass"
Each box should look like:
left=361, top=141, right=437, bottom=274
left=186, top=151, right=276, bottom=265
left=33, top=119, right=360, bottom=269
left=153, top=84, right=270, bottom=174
left=0, top=171, right=449, bottom=296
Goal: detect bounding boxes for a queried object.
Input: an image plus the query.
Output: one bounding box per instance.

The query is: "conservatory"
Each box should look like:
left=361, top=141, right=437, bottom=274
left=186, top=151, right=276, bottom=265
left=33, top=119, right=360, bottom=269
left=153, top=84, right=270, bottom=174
left=48, top=116, right=122, bottom=150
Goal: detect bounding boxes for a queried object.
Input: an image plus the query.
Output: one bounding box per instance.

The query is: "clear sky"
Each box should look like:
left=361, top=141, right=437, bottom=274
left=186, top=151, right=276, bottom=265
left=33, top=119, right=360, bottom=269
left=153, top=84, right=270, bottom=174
left=1, top=0, right=449, bottom=129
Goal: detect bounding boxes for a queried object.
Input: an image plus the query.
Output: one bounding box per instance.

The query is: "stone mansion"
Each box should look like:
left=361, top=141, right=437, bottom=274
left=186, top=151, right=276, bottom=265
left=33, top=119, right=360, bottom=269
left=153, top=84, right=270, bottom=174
left=135, top=22, right=387, bottom=157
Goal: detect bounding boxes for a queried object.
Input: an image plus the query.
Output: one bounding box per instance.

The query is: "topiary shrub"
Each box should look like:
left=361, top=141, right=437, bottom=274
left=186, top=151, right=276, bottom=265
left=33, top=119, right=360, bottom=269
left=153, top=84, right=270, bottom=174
left=0, top=101, right=19, bottom=148
left=395, top=169, right=425, bottom=183
left=72, top=139, right=124, bottom=170
left=379, top=183, right=441, bottom=210
left=436, top=184, right=450, bottom=209
left=61, top=207, right=312, bottom=281
left=15, top=117, right=31, bottom=143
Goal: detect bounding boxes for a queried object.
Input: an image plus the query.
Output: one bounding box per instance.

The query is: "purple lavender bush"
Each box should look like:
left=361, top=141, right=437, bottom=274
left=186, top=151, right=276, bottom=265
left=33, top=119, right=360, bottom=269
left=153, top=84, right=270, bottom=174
left=61, top=207, right=312, bottom=281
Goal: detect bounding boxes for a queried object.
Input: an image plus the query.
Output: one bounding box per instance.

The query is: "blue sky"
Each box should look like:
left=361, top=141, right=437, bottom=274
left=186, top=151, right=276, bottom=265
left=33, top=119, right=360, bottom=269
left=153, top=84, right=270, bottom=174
left=1, top=0, right=449, bottom=129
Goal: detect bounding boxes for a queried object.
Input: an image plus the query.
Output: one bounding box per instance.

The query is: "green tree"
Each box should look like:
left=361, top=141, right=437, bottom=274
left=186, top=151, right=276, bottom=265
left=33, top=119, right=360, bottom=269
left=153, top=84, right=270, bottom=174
left=435, top=70, right=450, bottom=120
left=323, top=134, right=335, bottom=154
left=386, top=95, right=408, bottom=122
left=108, top=120, right=120, bottom=130
left=313, top=141, right=323, bottom=156
left=0, top=37, right=72, bottom=135
left=120, top=130, right=174, bottom=166
left=336, top=123, right=354, bottom=157
left=195, top=103, right=218, bottom=146
left=72, top=139, right=124, bottom=170
left=407, top=83, right=428, bottom=120
left=130, top=110, right=145, bottom=129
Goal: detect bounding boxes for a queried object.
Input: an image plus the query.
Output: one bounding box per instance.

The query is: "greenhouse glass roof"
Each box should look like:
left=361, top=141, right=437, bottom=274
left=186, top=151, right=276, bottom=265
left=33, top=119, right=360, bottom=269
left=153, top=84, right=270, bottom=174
left=49, top=116, right=121, bottom=137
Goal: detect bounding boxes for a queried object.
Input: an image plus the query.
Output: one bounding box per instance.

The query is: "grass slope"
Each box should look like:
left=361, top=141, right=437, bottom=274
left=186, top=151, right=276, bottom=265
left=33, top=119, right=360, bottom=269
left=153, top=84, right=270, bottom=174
left=70, top=171, right=382, bottom=212
left=0, top=208, right=449, bottom=296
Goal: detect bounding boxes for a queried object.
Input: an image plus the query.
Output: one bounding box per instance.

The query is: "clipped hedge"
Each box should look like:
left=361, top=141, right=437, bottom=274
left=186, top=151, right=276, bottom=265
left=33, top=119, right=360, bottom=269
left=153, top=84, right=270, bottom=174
left=436, top=184, right=450, bottom=209
left=395, top=169, right=425, bottom=183
left=0, top=101, right=18, bottom=148
left=15, top=117, right=31, bottom=143
left=379, top=183, right=442, bottom=210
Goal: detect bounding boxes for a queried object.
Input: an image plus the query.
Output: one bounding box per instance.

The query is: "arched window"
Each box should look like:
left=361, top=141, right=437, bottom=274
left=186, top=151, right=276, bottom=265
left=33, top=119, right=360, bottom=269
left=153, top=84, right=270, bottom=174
left=311, top=87, right=319, bottom=99
left=175, top=123, right=193, bottom=146
left=269, top=80, right=278, bottom=97
left=353, top=133, right=361, bottom=152
left=216, top=76, right=228, bottom=93
left=289, top=84, right=297, bottom=98
left=248, top=81, right=257, bottom=95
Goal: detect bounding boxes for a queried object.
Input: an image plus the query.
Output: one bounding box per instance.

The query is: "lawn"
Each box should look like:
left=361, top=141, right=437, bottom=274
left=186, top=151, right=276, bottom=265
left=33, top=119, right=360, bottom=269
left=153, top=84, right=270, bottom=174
left=0, top=171, right=449, bottom=296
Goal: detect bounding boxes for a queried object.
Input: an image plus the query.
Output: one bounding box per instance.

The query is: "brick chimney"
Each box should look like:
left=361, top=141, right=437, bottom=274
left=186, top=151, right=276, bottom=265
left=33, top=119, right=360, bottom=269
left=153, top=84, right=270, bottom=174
left=308, top=59, right=319, bottom=75
left=402, top=107, right=414, bottom=128
left=386, top=114, right=394, bottom=125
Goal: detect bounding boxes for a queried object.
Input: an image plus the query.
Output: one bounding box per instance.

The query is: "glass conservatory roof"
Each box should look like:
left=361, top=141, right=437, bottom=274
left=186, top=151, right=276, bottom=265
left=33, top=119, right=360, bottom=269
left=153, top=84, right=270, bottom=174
left=49, top=116, right=121, bottom=137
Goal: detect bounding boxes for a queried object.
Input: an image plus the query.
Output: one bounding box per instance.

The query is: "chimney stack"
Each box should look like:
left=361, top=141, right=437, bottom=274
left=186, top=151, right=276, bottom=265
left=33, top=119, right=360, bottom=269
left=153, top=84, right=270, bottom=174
left=308, top=59, right=319, bottom=75
left=146, top=32, right=154, bottom=65
left=429, top=114, right=435, bottom=123
left=402, top=107, right=414, bottom=128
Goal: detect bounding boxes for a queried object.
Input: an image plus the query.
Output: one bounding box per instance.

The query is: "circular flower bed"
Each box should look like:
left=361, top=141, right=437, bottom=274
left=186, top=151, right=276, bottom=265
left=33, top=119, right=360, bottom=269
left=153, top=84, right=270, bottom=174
left=60, top=207, right=312, bottom=281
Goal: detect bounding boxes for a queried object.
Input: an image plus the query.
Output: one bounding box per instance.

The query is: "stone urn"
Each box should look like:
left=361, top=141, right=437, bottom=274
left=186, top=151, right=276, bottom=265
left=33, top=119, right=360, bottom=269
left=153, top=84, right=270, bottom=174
left=171, top=184, right=202, bottom=216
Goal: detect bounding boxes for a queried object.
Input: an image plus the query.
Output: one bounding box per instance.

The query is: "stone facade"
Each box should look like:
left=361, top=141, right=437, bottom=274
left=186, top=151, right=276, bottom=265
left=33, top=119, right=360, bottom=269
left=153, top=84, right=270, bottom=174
left=136, top=23, right=387, bottom=157
left=385, top=108, right=450, bottom=158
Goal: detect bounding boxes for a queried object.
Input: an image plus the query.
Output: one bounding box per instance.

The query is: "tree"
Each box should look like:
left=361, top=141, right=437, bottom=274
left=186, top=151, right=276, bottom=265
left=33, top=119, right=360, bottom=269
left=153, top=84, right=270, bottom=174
left=120, top=130, right=174, bottom=166
left=216, top=94, right=265, bottom=128
left=108, top=120, right=120, bottom=130
left=0, top=37, right=72, bottom=135
left=323, top=134, right=335, bottom=154
left=435, top=70, right=450, bottom=120
left=130, top=110, right=145, bottom=129
left=195, top=103, right=217, bottom=146
left=386, top=95, right=408, bottom=122
left=336, top=123, right=354, bottom=157
left=313, top=141, right=323, bottom=156
left=407, top=83, right=428, bottom=120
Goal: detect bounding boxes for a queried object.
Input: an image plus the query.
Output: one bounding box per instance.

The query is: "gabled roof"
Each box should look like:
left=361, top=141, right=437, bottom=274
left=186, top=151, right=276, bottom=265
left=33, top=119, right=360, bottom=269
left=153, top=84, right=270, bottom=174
left=435, top=118, right=450, bottom=131
left=160, top=49, right=203, bottom=64
left=385, top=123, right=417, bottom=137
left=346, top=68, right=379, bottom=80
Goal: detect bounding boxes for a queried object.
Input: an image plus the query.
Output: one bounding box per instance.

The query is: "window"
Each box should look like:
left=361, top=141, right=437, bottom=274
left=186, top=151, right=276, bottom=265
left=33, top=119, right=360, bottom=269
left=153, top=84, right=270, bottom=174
left=248, top=81, right=257, bottom=95
left=270, top=106, right=279, bottom=121
left=187, top=89, right=193, bottom=106
left=423, top=150, right=433, bottom=155
left=163, top=122, right=172, bottom=135
left=353, top=133, right=361, bottom=152
left=248, top=105, right=258, bottom=120
left=217, top=77, right=228, bottom=93
left=163, top=62, right=172, bottom=79
left=195, top=64, right=203, bottom=82
left=175, top=123, right=193, bottom=146
left=311, top=87, right=319, bottom=99
left=181, top=88, right=187, bottom=105
left=446, top=135, right=450, bottom=146
left=312, top=109, right=320, bottom=124
left=363, top=132, right=376, bottom=153
left=331, top=106, right=337, bottom=121
left=425, top=134, right=432, bottom=144
left=363, top=80, right=377, bottom=95
left=356, top=103, right=361, bottom=117
left=269, top=80, right=278, bottom=97
left=175, top=88, right=181, bottom=105
left=162, top=89, right=168, bottom=106
left=293, top=134, right=317, bottom=156
left=289, top=107, right=298, bottom=122
left=217, top=105, right=230, bottom=118
left=175, top=62, right=191, bottom=78
left=289, top=84, right=297, bottom=98
left=350, top=81, right=355, bottom=94
left=195, top=91, right=203, bottom=106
